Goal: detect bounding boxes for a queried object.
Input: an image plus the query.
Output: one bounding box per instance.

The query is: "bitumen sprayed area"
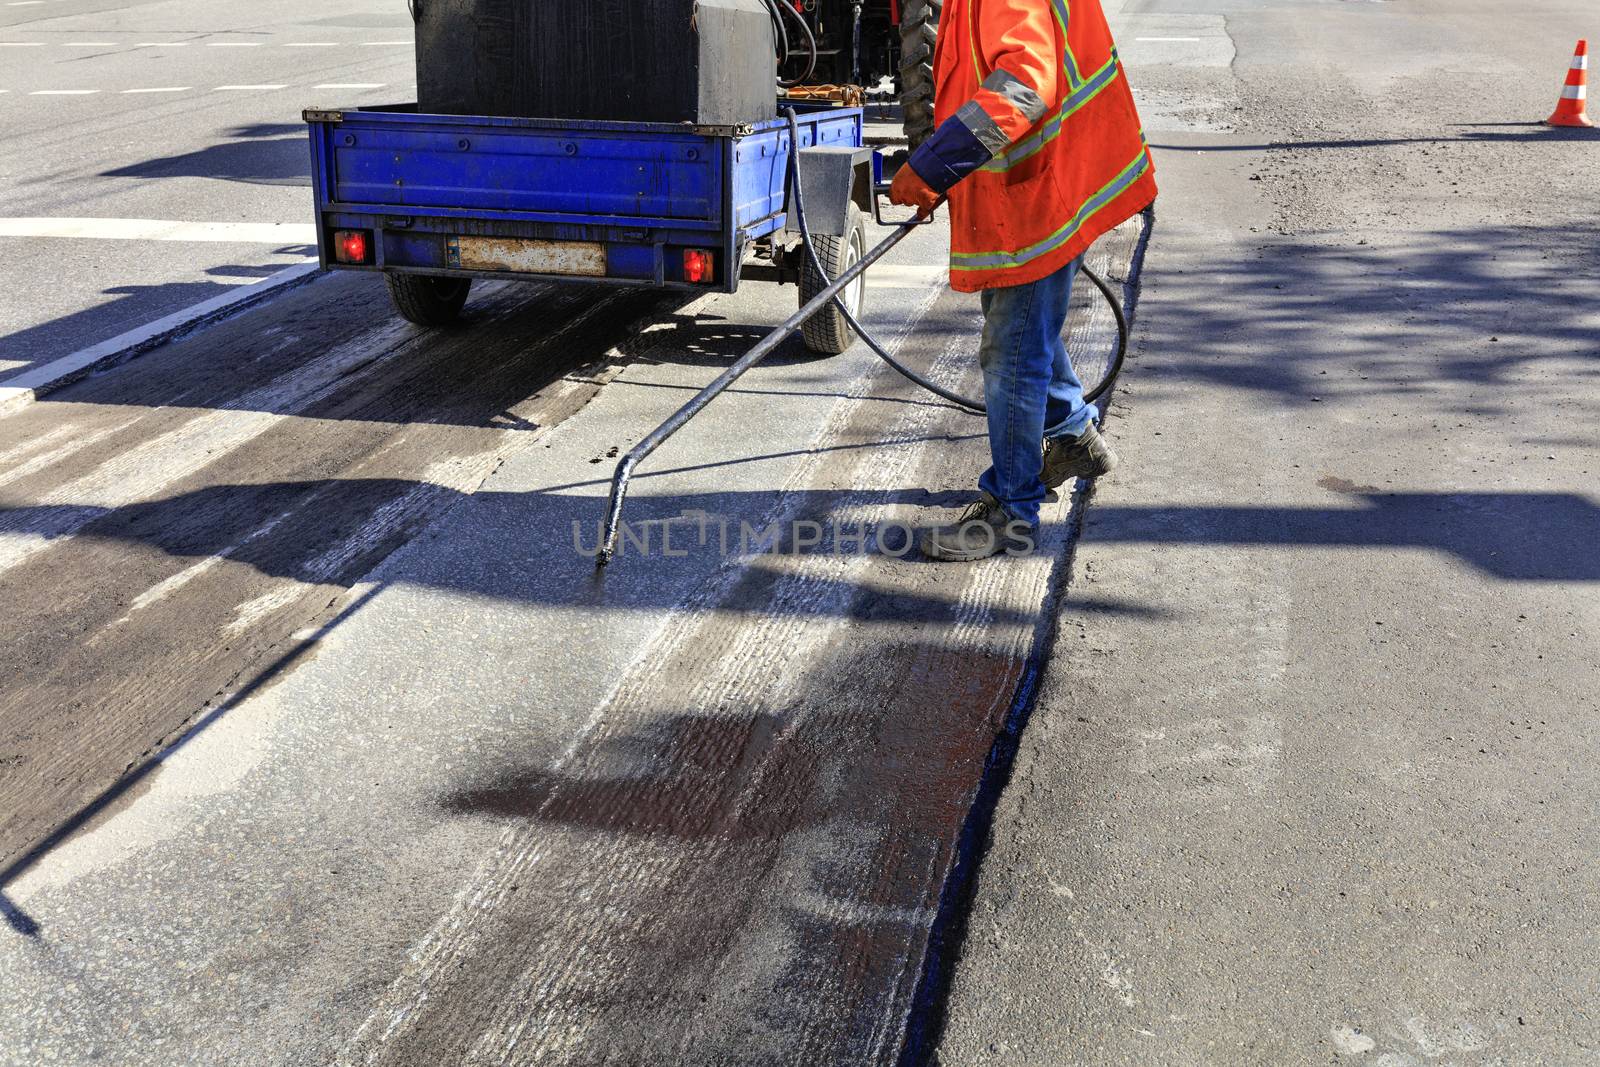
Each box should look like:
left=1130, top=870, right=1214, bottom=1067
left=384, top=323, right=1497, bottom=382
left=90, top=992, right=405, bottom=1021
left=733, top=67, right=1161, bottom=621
left=0, top=181, right=1144, bottom=1060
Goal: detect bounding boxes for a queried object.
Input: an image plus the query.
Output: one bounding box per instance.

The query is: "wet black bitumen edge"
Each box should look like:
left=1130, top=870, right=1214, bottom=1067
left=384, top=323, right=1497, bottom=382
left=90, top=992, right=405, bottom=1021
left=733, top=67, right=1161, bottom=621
left=895, top=204, right=1157, bottom=1066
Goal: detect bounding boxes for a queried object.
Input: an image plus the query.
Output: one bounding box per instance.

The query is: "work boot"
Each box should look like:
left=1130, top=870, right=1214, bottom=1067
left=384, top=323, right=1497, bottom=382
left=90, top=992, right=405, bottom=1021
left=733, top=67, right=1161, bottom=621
left=919, top=492, right=1037, bottom=562
left=1042, top=423, right=1119, bottom=489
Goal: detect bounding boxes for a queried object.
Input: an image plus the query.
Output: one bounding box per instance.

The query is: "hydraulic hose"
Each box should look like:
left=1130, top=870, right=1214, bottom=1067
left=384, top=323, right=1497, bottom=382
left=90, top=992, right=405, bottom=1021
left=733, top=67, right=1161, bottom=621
left=780, top=108, right=1129, bottom=415
left=595, top=114, right=1132, bottom=565
left=767, top=1, right=790, bottom=72
left=771, top=0, right=818, bottom=86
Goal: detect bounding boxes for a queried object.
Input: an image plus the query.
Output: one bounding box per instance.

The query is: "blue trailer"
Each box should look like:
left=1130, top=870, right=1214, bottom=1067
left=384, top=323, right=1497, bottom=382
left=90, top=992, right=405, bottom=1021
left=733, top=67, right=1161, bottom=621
left=303, top=102, right=879, bottom=354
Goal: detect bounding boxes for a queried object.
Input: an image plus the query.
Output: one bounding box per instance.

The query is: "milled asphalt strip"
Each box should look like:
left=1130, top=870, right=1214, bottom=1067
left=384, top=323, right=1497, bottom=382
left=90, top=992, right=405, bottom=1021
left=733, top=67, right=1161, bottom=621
left=896, top=209, right=1156, bottom=1066
left=0, top=260, right=322, bottom=419
left=336, top=279, right=966, bottom=1064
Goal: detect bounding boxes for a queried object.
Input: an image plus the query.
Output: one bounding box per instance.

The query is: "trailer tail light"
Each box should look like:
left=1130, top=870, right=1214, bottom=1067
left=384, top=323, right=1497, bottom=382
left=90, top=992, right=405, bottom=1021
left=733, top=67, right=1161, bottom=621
left=334, top=229, right=371, bottom=265
left=682, top=248, right=714, bottom=284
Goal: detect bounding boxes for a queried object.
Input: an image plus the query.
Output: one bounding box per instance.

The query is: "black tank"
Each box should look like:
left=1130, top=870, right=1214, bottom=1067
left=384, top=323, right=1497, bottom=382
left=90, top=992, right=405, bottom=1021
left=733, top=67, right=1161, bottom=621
left=415, top=0, right=777, bottom=126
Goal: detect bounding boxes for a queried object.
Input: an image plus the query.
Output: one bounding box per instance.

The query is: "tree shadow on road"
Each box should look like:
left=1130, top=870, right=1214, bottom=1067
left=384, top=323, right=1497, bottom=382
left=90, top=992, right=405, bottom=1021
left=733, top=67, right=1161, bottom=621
left=1127, top=222, right=1600, bottom=424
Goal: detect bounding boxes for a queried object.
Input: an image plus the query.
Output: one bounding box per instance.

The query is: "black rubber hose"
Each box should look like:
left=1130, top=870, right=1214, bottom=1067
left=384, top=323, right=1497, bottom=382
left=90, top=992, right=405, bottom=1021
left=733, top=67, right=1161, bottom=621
left=774, top=1, right=818, bottom=86
left=763, top=0, right=790, bottom=75
left=781, top=108, right=1129, bottom=415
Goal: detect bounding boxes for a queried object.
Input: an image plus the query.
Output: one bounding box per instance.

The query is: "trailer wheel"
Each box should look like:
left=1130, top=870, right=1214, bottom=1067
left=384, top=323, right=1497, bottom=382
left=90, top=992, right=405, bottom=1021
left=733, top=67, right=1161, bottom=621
left=898, top=0, right=941, bottom=149
left=385, top=272, right=472, bottom=327
left=799, top=204, right=868, bottom=356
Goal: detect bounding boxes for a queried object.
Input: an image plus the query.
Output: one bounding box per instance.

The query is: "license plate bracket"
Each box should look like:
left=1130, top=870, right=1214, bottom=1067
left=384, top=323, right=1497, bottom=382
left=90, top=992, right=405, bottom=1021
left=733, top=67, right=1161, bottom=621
left=446, top=236, right=607, bottom=276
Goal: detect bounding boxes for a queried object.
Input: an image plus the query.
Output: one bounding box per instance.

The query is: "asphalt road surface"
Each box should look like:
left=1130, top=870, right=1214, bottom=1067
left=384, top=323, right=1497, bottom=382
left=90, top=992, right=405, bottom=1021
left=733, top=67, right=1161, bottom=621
left=0, top=0, right=410, bottom=369
left=0, top=221, right=1145, bottom=1062
left=3, top=0, right=1597, bottom=1064
left=935, top=1, right=1600, bottom=1064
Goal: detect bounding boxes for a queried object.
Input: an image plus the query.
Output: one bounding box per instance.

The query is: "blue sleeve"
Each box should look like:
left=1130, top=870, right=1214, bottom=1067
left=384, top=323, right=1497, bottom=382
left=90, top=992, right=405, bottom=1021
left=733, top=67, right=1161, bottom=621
left=906, top=82, right=1029, bottom=194
left=906, top=113, right=996, bottom=195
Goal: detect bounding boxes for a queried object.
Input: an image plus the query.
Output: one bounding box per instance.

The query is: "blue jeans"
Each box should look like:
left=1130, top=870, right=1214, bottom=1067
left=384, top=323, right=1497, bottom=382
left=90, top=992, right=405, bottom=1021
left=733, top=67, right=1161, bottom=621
left=977, top=254, right=1096, bottom=526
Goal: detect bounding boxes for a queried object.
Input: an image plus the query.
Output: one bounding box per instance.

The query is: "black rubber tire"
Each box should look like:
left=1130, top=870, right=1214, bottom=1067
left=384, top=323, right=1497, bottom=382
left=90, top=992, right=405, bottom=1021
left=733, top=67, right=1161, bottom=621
left=385, top=272, right=472, bottom=327
left=897, top=0, right=941, bottom=149
left=799, top=204, right=868, bottom=356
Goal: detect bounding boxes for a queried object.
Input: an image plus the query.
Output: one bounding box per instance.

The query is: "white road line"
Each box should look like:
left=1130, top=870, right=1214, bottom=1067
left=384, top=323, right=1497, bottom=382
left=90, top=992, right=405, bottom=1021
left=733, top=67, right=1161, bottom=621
left=213, top=84, right=288, bottom=91
left=0, top=218, right=317, bottom=243
left=121, top=86, right=191, bottom=94
left=0, top=260, right=323, bottom=421
left=0, top=423, right=76, bottom=473
left=0, top=42, right=47, bottom=47
left=314, top=83, right=385, bottom=89
left=6, top=2, right=48, bottom=6
left=29, top=89, right=100, bottom=95
left=0, top=417, right=140, bottom=492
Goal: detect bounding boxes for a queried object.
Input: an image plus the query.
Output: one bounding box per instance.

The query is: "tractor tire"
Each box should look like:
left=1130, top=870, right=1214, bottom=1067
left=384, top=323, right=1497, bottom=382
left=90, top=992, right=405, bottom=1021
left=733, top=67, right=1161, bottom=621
left=385, top=272, right=472, bottom=327
left=897, top=0, right=941, bottom=149
left=799, top=204, right=868, bottom=356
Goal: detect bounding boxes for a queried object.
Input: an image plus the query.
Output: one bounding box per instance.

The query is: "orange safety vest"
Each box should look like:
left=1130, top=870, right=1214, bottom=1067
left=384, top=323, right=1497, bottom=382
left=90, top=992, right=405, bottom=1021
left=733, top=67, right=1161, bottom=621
left=918, top=0, right=1156, bottom=291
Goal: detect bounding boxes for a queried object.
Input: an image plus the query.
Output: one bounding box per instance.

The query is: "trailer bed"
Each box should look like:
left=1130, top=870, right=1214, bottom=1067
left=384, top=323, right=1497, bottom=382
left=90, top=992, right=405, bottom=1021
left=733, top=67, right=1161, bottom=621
left=304, top=103, right=865, bottom=293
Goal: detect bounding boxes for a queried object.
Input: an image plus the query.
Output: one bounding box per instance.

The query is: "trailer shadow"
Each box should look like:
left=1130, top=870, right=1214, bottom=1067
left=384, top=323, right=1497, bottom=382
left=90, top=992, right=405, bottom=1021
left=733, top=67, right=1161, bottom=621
left=101, top=124, right=313, bottom=188
left=7, top=265, right=963, bottom=420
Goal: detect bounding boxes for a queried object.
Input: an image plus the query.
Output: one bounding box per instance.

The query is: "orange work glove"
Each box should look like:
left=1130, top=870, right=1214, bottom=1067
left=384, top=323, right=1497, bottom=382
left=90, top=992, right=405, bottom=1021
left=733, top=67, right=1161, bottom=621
left=889, top=163, right=941, bottom=218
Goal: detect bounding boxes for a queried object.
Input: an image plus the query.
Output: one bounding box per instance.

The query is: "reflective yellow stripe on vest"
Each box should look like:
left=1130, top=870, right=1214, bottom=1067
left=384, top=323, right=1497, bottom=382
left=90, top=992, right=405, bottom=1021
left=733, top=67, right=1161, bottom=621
left=952, top=144, right=1151, bottom=271
left=980, top=52, right=1121, bottom=172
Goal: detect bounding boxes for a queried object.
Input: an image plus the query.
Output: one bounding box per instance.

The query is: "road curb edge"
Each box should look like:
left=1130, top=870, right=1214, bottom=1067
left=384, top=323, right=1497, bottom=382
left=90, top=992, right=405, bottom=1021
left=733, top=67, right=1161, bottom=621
left=0, top=260, right=325, bottom=420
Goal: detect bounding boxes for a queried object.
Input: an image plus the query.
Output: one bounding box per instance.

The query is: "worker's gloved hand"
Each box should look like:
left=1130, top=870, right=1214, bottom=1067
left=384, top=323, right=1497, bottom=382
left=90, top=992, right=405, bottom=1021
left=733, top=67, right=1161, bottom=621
left=889, top=163, right=941, bottom=219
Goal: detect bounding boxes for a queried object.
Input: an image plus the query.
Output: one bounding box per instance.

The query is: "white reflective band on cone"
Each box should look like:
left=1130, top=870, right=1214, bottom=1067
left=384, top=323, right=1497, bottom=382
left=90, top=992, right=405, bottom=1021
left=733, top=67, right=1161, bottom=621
left=1573, top=56, right=1590, bottom=70
left=1562, top=85, right=1587, bottom=99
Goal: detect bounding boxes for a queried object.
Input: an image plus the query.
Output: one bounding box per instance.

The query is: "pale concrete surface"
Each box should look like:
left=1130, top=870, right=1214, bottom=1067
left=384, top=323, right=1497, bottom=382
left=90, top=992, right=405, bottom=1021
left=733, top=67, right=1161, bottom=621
left=934, top=1, right=1599, bottom=1064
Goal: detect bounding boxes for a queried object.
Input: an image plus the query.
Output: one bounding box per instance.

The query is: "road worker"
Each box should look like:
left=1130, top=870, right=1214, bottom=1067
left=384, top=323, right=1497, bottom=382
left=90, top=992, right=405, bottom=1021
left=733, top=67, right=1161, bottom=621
left=890, top=0, right=1157, bottom=561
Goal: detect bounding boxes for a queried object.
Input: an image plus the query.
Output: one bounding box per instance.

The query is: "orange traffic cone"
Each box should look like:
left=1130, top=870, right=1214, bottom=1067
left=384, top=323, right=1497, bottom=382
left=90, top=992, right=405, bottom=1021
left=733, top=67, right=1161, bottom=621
left=1546, top=40, right=1593, bottom=127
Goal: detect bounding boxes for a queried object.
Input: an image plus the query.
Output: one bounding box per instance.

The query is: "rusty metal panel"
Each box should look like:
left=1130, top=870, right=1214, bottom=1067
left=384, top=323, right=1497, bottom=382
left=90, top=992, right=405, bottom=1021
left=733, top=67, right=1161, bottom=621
left=448, top=236, right=606, bottom=276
